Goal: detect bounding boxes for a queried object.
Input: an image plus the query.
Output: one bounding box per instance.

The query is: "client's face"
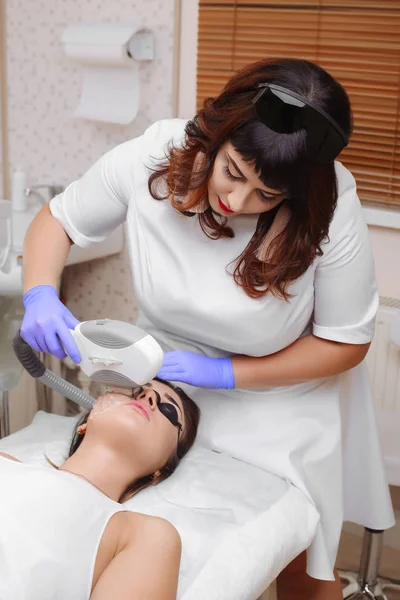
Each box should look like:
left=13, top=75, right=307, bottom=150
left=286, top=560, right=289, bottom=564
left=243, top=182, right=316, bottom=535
left=85, top=380, right=185, bottom=477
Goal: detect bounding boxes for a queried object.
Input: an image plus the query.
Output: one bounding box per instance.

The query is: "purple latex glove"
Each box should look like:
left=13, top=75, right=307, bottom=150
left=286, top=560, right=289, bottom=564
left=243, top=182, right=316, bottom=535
left=157, top=351, right=235, bottom=389
left=21, top=285, right=81, bottom=363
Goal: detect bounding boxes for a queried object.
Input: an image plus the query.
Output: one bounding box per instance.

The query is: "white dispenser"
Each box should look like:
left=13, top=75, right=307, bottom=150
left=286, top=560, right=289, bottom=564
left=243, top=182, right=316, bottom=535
left=61, top=24, right=154, bottom=124
left=11, top=167, right=27, bottom=212
left=0, top=200, right=12, bottom=271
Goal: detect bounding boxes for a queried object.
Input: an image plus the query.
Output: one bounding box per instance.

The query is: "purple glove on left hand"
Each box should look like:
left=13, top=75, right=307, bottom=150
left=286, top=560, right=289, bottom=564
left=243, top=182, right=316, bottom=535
left=157, top=351, right=235, bottom=389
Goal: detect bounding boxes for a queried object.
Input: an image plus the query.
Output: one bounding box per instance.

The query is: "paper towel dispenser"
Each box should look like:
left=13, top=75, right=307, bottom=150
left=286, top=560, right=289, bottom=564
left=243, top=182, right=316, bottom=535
left=61, top=24, right=154, bottom=124
left=61, top=24, right=154, bottom=66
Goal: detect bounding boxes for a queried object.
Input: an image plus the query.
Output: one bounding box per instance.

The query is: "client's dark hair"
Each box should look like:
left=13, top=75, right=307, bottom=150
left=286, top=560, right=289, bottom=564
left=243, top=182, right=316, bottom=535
left=68, top=378, right=200, bottom=503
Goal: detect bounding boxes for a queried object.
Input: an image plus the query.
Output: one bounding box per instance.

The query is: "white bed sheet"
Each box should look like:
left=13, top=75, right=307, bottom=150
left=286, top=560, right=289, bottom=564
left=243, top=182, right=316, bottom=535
left=0, top=412, right=319, bottom=600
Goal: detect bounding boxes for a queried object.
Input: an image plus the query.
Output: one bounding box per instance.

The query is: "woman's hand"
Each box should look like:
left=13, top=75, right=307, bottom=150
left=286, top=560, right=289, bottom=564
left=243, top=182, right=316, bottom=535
left=157, top=351, right=235, bottom=389
left=21, top=284, right=81, bottom=362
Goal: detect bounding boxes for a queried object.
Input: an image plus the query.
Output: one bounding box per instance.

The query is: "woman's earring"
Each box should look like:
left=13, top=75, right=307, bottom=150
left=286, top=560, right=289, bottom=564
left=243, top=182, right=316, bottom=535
left=77, top=424, right=87, bottom=435
left=151, top=470, right=161, bottom=482
left=256, top=204, right=291, bottom=262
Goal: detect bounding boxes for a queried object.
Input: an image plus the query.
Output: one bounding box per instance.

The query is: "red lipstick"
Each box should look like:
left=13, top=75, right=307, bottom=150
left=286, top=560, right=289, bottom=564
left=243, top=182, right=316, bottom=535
left=218, top=196, right=234, bottom=214
left=127, top=401, right=150, bottom=421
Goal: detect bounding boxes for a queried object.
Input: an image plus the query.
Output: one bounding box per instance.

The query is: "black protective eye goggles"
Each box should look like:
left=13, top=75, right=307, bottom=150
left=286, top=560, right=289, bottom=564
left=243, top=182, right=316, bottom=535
left=252, top=83, right=349, bottom=164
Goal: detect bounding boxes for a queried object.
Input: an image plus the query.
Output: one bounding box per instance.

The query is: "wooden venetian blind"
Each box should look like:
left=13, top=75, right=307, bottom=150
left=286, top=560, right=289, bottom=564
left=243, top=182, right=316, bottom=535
left=197, top=0, right=400, bottom=208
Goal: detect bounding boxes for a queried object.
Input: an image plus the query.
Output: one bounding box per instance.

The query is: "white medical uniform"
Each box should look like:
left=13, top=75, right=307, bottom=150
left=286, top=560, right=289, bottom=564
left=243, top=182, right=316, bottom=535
left=0, top=456, right=125, bottom=600
left=50, top=118, right=395, bottom=580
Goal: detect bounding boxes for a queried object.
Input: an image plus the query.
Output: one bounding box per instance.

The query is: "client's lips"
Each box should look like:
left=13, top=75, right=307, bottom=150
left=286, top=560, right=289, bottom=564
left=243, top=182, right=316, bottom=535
left=127, top=401, right=150, bottom=421
left=217, top=196, right=234, bottom=214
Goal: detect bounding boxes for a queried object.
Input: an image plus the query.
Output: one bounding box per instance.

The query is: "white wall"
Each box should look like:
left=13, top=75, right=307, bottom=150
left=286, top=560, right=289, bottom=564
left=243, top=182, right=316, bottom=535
left=5, top=0, right=176, bottom=323
left=0, top=0, right=6, bottom=198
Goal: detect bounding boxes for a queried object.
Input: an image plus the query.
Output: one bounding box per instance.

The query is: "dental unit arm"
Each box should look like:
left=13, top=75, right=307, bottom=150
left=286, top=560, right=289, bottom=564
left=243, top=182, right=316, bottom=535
left=12, top=319, right=164, bottom=411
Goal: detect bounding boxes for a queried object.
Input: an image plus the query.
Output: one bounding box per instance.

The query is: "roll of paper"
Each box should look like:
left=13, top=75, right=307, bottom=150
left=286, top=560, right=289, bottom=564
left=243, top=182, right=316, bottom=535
left=74, top=64, right=139, bottom=124
left=62, top=24, right=141, bottom=125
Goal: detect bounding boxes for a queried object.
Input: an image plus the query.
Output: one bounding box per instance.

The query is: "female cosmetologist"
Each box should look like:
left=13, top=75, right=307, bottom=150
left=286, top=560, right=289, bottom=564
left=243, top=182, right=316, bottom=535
left=21, top=58, right=394, bottom=599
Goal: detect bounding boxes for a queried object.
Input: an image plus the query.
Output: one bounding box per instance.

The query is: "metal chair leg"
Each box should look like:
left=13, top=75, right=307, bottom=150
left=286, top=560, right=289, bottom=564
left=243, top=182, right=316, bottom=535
left=0, top=390, right=10, bottom=438
left=341, top=528, right=390, bottom=600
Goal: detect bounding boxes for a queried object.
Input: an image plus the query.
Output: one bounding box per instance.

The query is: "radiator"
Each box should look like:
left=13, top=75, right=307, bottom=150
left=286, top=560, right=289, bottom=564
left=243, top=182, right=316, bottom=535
left=366, top=297, right=400, bottom=412
left=366, top=296, right=400, bottom=485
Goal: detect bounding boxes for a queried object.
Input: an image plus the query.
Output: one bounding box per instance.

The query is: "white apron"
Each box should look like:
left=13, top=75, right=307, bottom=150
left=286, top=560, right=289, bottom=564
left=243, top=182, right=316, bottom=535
left=50, top=118, right=395, bottom=580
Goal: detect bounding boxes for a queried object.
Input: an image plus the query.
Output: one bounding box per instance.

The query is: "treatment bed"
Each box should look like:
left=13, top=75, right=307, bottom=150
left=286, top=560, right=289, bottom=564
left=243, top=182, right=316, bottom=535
left=0, top=410, right=319, bottom=600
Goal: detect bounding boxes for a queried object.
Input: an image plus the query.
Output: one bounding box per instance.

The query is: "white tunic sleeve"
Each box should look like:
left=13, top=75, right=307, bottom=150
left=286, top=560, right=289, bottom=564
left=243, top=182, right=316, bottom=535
left=49, top=119, right=187, bottom=248
left=49, top=137, right=141, bottom=247
left=313, top=163, right=379, bottom=345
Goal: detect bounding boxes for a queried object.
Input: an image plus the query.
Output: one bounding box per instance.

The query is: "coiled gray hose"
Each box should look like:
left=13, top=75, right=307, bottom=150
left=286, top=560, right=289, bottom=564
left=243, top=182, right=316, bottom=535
left=13, top=332, right=95, bottom=410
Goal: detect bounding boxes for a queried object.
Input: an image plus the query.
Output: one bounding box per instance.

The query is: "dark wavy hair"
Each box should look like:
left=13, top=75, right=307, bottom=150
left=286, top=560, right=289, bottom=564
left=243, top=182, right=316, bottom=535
left=64, top=379, right=200, bottom=503
left=148, top=58, right=353, bottom=300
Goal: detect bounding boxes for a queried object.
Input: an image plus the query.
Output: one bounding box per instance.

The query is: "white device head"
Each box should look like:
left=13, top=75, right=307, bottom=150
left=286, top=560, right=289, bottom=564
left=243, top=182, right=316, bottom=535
left=70, top=319, right=164, bottom=388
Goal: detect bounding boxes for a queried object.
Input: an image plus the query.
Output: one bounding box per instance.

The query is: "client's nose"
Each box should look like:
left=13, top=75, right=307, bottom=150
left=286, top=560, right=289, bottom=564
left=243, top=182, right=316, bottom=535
left=137, top=388, right=158, bottom=412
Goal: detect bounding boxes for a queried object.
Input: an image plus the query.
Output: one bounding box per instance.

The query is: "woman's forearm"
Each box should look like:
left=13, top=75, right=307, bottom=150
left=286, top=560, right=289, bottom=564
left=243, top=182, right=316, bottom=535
left=23, top=204, right=73, bottom=293
left=232, top=334, right=370, bottom=389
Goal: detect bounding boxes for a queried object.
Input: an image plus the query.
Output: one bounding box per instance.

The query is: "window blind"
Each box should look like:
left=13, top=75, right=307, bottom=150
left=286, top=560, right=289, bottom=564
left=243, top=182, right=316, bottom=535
left=197, top=0, right=400, bottom=207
